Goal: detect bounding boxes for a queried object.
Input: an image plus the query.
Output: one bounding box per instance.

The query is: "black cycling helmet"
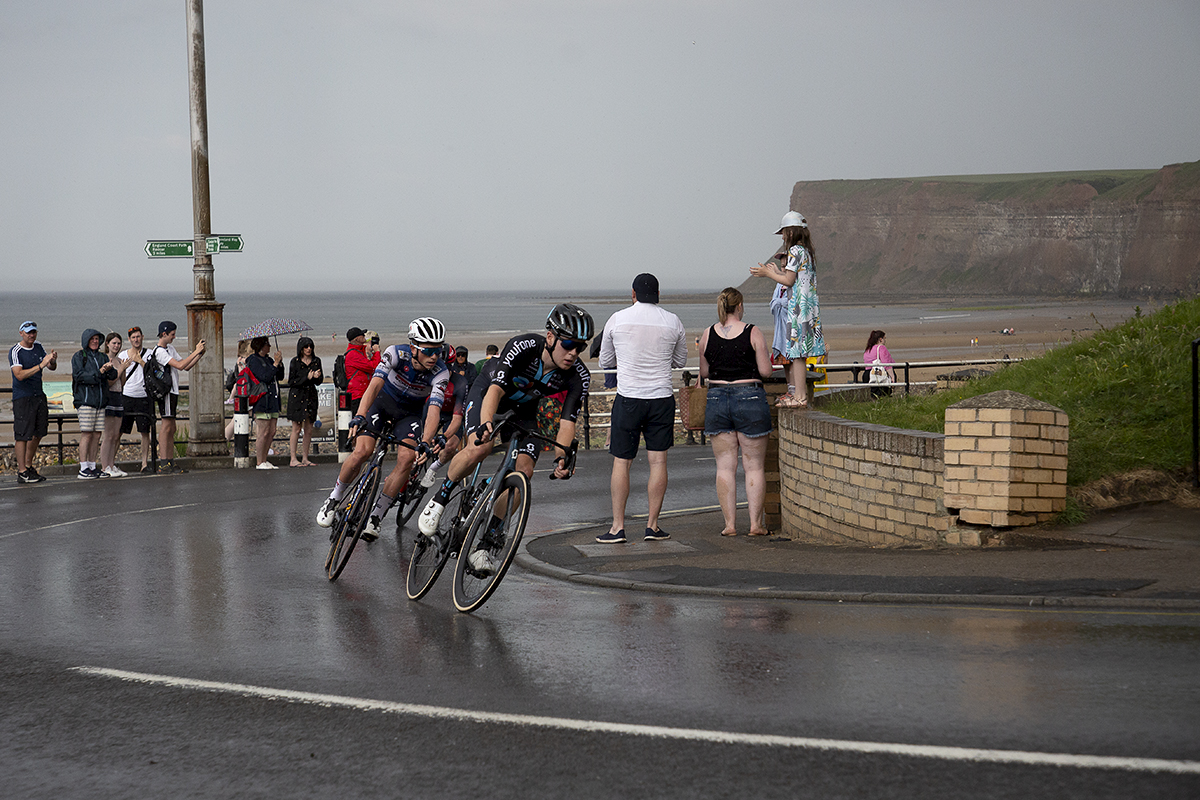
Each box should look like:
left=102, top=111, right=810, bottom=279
left=545, top=303, right=594, bottom=342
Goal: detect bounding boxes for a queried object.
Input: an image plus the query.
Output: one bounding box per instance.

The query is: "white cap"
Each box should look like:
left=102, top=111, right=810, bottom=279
left=774, top=211, right=808, bottom=234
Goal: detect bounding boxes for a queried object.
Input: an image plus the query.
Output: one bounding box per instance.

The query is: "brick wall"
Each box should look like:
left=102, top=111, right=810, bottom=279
left=776, top=409, right=949, bottom=546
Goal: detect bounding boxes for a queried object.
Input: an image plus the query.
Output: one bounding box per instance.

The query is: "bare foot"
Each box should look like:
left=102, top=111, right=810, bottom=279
left=720, top=529, right=738, bottom=536
left=748, top=529, right=770, bottom=536
left=289, top=461, right=301, bottom=468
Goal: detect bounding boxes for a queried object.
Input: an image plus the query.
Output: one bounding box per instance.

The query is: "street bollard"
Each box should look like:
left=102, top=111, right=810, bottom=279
left=233, top=395, right=252, bottom=469
left=337, top=391, right=352, bottom=462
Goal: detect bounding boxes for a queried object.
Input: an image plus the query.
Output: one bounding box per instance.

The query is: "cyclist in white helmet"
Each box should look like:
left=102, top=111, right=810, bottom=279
left=316, top=317, right=450, bottom=541
left=417, top=304, right=593, bottom=546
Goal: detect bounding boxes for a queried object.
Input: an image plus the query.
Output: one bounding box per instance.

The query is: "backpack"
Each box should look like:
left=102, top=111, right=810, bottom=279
left=233, top=365, right=267, bottom=405
left=143, top=347, right=173, bottom=400
left=333, top=353, right=349, bottom=391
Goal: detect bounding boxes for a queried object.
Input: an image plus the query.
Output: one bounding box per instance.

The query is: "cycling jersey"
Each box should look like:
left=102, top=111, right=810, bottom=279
left=374, top=344, right=449, bottom=416
left=485, top=333, right=590, bottom=422
left=433, top=370, right=468, bottom=427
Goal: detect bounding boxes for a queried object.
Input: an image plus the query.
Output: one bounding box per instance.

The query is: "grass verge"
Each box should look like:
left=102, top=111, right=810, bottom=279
left=822, top=296, right=1200, bottom=487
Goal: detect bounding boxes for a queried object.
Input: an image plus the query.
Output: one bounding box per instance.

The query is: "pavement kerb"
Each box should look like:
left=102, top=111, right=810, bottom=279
left=514, top=526, right=1200, bottom=612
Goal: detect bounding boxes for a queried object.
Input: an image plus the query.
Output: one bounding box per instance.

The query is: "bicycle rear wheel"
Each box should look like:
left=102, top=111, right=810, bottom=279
left=405, top=484, right=465, bottom=600
left=452, top=471, right=531, bottom=613
left=324, top=464, right=381, bottom=581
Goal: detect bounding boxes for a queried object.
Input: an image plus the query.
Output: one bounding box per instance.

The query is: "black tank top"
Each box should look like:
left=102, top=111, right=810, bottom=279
left=704, top=324, right=759, bottom=382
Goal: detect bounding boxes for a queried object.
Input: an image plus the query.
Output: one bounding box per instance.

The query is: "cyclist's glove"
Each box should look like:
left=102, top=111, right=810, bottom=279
left=416, top=441, right=432, bottom=458
left=350, top=415, right=365, bottom=430
left=433, top=433, right=448, bottom=449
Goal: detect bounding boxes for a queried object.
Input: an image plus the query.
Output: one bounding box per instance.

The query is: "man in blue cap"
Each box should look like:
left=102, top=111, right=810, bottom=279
left=8, top=321, right=57, bottom=483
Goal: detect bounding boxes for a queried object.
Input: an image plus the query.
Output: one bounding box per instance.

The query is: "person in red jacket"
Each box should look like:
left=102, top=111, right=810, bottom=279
left=343, top=327, right=381, bottom=414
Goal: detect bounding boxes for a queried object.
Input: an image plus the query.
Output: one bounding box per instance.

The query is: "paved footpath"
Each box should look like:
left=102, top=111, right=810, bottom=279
left=520, top=502, right=1200, bottom=610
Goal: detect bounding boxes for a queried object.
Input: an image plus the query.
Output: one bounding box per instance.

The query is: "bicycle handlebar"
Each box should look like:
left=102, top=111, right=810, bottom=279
left=472, top=413, right=578, bottom=479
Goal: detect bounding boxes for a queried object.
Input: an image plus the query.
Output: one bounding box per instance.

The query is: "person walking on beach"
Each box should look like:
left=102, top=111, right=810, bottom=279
left=699, top=288, right=774, bottom=536
left=595, top=273, right=688, bottom=543
left=8, top=321, right=56, bottom=484
left=99, top=332, right=129, bottom=477
left=150, top=321, right=205, bottom=474
left=70, top=328, right=115, bottom=479
left=749, top=210, right=826, bottom=407
left=118, top=327, right=153, bottom=473
left=286, top=336, right=323, bottom=467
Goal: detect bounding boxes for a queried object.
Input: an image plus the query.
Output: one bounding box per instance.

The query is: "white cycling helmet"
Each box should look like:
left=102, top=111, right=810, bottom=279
left=774, top=211, right=808, bottom=234
left=408, top=317, right=446, bottom=345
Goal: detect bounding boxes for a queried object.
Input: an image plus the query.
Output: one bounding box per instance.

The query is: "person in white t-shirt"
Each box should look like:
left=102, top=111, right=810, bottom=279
left=151, top=320, right=205, bottom=474
left=595, top=273, right=687, bottom=544
left=118, top=326, right=153, bottom=473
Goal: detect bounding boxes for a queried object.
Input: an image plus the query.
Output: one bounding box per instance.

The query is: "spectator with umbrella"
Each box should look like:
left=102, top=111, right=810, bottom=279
left=246, top=336, right=284, bottom=468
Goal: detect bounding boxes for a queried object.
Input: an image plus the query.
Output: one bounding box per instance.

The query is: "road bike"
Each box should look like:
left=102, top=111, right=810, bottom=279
left=324, top=429, right=426, bottom=581
left=405, top=414, right=577, bottom=612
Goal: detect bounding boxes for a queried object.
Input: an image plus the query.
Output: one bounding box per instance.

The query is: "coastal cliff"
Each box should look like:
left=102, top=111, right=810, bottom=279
left=739, top=160, right=1200, bottom=301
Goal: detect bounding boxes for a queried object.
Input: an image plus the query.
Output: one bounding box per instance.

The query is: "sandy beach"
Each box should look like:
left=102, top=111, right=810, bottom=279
left=3, top=297, right=1149, bottom=395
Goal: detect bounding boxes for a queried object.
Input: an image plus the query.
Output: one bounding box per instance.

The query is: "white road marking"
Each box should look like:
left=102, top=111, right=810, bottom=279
left=0, top=503, right=205, bottom=540
left=72, top=666, right=1200, bottom=775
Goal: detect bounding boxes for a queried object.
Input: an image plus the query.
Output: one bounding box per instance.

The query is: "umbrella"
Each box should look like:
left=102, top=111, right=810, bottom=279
left=240, top=318, right=313, bottom=349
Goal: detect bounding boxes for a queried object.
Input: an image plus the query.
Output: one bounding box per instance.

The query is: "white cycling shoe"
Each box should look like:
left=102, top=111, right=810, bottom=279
left=418, top=498, right=445, bottom=535
left=361, top=515, right=381, bottom=543
left=419, top=465, right=440, bottom=489
left=316, top=497, right=337, bottom=528
left=468, top=550, right=497, bottom=576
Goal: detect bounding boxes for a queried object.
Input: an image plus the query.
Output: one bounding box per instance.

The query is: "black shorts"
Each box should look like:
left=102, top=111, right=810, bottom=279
left=156, top=393, right=179, bottom=420
left=462, top=381, right=542, bottom=463
left=120, top=395, right=153, bottom=434
left=608, top=394, right=675, bottom=460
left=13, top=394, right=49, bottom=441
left=361, top=392, right=422, bottom=443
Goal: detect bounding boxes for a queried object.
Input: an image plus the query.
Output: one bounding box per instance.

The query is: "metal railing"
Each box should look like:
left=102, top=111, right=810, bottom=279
left=575, top=357, right=1020, bottom=447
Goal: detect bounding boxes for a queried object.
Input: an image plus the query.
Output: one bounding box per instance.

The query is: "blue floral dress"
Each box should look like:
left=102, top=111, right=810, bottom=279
left=784, top=244, right=826, bottom=360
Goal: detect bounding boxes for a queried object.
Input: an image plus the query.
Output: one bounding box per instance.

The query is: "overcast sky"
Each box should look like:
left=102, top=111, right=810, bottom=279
left=2, top=0, right=1197, bottom=295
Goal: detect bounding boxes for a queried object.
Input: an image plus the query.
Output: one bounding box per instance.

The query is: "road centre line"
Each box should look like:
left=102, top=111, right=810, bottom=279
left=73, top=666, right=1200, bottom=775
left=0, top=503, right=205, bottom=540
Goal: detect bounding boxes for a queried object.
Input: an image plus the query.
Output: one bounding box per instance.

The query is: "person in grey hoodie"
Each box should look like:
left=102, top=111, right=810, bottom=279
left=71, top=328, right=115, bottom=479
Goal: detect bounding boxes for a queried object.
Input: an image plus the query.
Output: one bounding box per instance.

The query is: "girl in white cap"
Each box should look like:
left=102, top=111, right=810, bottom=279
left=749, top=210, right=826, bottom=407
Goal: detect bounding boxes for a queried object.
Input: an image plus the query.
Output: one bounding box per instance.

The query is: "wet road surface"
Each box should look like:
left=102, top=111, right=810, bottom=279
left=2, top=450, right=1198, bottom=797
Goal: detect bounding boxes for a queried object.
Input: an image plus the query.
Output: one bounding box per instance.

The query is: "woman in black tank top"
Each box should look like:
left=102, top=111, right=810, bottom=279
left=698, top=288, right=775, bottom=536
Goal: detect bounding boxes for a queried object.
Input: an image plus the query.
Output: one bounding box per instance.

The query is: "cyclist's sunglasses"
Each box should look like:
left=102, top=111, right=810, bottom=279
left=412, top=343, right=443, bottom=357
left=556, top=337, right=588, bottom=353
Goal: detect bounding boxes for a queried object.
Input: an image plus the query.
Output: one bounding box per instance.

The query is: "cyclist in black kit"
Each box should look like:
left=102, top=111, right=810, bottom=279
left=417, top=303, right=594, bottom=541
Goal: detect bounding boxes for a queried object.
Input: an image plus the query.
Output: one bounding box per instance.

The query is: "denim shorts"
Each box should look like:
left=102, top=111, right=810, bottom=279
left=704, top=384, right=771, bottom=438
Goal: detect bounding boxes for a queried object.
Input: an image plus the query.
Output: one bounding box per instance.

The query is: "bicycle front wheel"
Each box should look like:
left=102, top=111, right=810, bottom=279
left=405, top=484, right=464, bottom=600
left=325, top=464, right=381, bottom=581
left=452, top=471, right=531, bottom=613
left=396, top=468, right=429, bottom=529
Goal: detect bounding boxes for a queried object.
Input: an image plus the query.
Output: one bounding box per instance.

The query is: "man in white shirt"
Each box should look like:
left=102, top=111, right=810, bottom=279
left=151, top=320, right=205, bottom=474
left=596, top=273, right=687, bottom=543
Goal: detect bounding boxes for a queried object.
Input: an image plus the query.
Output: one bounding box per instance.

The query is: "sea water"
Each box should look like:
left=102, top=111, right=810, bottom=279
left=3, top=289, right=1122, bottom=350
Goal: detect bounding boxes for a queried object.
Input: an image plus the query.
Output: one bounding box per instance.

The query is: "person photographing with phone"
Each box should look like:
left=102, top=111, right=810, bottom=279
left=151, top=321, right=206, bottom=474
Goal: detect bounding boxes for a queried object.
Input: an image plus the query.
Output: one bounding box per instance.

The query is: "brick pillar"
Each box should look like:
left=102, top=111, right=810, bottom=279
left=943, top=390, right=1068, bottom=527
